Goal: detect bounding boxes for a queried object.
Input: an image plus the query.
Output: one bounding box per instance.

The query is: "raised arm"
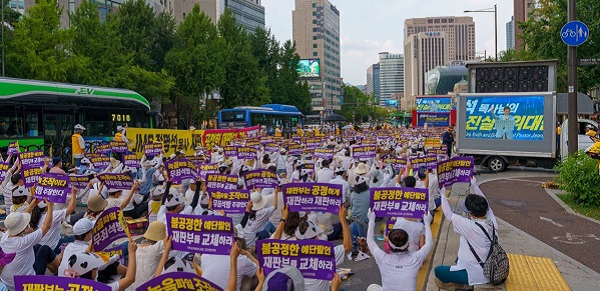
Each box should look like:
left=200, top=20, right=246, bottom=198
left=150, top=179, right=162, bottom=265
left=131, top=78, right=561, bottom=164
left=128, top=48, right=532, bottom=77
left=470, top=177, right=497, bottom=226
left=117, top=240, right=137, bottom=291
left=339, top=206, right=351, bottom=252
left=120, top=181, right=140, bottom=210
left=154, top=237, right=172, bottom=278
left=225, top=242, right=241, bottom=291
left=189, top=180, right=202, bottom=209
left=366, top=209, right=380, bottom=256
left=272, top=206, right=288, bottom=240
left=440, top=186, right=454, bottom=221
left=417, top=212, right=434, bottom=257
left=66, top=187, right=77, bottom=215
left=40, top=200, right=54, bottom=236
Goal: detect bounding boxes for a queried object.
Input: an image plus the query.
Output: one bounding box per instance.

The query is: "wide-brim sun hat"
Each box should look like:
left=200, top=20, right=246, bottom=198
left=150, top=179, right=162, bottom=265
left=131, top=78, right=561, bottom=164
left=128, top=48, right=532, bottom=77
left=294, top=221, right=325, bottom=240
left=67, top=253, right=105, bottom=277
left=262, top=266, right=305, bottom=291
left=87, top=195, right=108, bottom=213
left=355, top=162, right=369, bottom=175
left=143, top=221, right=167, bottom=242
left=109, top=158, right=121, bottom=169
left=250, top=191, right=267, bottom=211
left=4, top=212, right=31, bottom=236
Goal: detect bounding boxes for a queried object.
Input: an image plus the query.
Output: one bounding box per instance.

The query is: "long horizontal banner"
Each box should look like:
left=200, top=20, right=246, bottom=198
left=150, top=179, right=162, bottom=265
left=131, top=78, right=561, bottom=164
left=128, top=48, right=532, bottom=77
left=128, top=126, right=260, bottom=158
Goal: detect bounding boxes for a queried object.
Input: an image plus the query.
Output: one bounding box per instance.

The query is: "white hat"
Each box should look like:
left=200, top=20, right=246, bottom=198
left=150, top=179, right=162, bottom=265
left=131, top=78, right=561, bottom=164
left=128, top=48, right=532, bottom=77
left=122, top=166, right=136, bottom=173
left=4, top=212, right=31, bottom=236
left=294, top=221, right=326, bottom=240
left=73, top=218, right=95, bottom=235
left=164, top=194, right=182, bottom=208
left=168, top=154, right=177, bottom=160
left=150, top=186, right=166, bottom=197
left=262, top=266, right=305, bottom=291
left=37, top=201, right=47, bottom=208
left=240, top=164, right=252, bottom=173
left=195, top=146, right=202, bottom=151
left=280, top=148, right=287, bottom=153
left=66, top=253, right=105, bottom=277
left=142, top=159, right=153, bottom=168
left=162, top=257, right=197, bottom=275
left=250, top=191, right=267, bottom=211
left=234, top=224, right=245, bottom=239
left=356, top=175, right=369, bottom=185
left=300, top=169, right=311, bottom=176
left=116, top=126, right=125, bottom=131
left=355, top=163, right=369, bottom=175
left=74, top=124, right=86, bottom=130
left=12, top=186, right=28, bottom=197
left=80, top=157, right=91, bottom=164
left=334, top=166, right=345, bottom=174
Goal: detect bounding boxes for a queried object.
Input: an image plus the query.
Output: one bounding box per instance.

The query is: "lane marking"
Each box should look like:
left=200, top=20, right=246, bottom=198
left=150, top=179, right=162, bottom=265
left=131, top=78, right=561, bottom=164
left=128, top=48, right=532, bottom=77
left=539, top=216, right=565, bottom=227
left=504, top=178, right=547, bottom=183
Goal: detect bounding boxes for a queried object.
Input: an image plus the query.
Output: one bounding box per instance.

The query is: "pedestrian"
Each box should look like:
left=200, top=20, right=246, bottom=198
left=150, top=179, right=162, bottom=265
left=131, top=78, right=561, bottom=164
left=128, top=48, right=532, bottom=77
left=441, top=126, right=454, bottom=158
left=72, top=124, right=86, bottom=167
left=114, top=125, right=128, bottom=143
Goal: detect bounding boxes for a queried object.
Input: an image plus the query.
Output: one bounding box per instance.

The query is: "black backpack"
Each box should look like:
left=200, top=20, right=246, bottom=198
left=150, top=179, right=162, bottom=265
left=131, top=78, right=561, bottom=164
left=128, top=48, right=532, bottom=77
left=467, top=222, right=510, bottom=285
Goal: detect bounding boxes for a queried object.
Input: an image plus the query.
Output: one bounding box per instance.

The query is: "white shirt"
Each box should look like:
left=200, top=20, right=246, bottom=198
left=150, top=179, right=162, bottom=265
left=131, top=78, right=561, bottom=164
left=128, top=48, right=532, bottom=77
left=58, top=240, right=89, bottom=277
left=243, top=206, right=275, bottom=248
left=126, top=240, right=165, bottom=291
left=0, top=229, right=43, bottom=289
left=329, top=175, right=350, bottom=203
left=201, top=254, right=258, bottom=291
left=315, top=168, right=334, bottom=183
left=450, top=216, right=495, bottom=285
left=157, top=205, right=193, bottom=230
left=393, top=218, right=424, bottom=253
left=38, top=209, right=68, bottom=249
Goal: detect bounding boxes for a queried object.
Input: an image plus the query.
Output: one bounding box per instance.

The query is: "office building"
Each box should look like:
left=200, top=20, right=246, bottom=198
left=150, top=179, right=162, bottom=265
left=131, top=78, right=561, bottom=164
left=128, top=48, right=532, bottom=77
left=404, top=32, right=448, bottom=97
left=506, top=16, right=515, bottom=50
left=378, top=53, right=404, bottom=108
left=404, top=16, right=475, bottom=62
left=514, top=0, right=537, bottom=50
left=293, top=0, right=341, bottom=113
left=366, top=63, right=380, bottom=103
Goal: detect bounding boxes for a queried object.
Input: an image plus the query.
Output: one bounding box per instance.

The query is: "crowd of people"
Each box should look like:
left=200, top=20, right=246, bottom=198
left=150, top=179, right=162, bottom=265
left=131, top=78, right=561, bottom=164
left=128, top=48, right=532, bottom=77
left=0, top=122, right=501, bottom=291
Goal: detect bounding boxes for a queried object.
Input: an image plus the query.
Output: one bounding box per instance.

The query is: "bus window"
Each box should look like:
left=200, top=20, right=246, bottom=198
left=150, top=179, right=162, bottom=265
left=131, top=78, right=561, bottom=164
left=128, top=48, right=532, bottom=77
left=221, top=111, right=246, bottom=122
left=0, top=106, right=19, bottom=137
left=85, top=108, right=111, bottom=136
left=24, top=111, right=40, bottom=137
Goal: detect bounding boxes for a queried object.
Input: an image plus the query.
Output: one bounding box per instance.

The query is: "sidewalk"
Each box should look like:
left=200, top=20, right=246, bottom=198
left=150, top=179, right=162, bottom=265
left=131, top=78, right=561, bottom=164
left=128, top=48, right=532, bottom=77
left=425, top=173, right=600, bottom=291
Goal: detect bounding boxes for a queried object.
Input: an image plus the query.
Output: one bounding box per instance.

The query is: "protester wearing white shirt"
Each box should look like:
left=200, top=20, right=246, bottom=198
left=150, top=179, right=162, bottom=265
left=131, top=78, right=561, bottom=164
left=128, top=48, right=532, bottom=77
left=315, top=159, right=334, bottom=182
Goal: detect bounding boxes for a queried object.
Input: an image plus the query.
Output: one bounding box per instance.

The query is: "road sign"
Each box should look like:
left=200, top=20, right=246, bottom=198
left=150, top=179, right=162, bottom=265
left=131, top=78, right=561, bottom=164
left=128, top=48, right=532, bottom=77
left=561, top=21, right=589, bottom=46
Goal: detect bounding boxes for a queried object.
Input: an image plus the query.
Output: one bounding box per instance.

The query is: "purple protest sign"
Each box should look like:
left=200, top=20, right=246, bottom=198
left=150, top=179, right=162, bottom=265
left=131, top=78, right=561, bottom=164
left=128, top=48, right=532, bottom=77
left=97, top=173, right=134, bottom=190
left=370, top=187, right=428, bottom=218
left=211, top=189, right=250, bottom=214
left=136, top=272, right=223, bottom=291
left=314, top=148, right=334, bottom=160
left=410, top=155, right=437, bottom=170
left=437, top=156, right=474, bottom=188
left=243, top=169, right=278, bottom=189
left=0, top=162, right=9, bottom=182
left=389, top=157, right=407, bottom=172
left=237, top=146, right=258, bottom=160
left=144, top=143, right=163, bottom=156
left=187, top=155, right=205, bottom=166
left=110, top=141, right=128, bottom=153
left=197, top=163, right=219, bottom=180
left=21, top=167, right=44, bottom=188
left=351, top=145, right=377, bottom=159
left=90, top=156, right=110, bottom=170
left=257, top=239, right=336, bottom=280
left=7, top=141, right=19, bottom=155
left=282, top=183, right=343, bottom=213
left=14, top=275, right=111, bottom=291
left=305, top=138, right=322, bottom=150
left=263, top=143, right=279, bottom=153
left=165, top=158, right=198, bottom=184
left=92, top=207, right=130, bottom=252
left=69, top=175, right=90, bottom=190
left=95, top=143, right=110, bottom=155
left=34, top=173, right=70, bottom=203
left=124, top=154, right=141, bottom=168
left=206, top=174, right=238, bottom=191
left=19, top=150, right=45, bottom=169
left=288, top=143, right=303, bottom=155
left=223, top=146, right=238, bottom=157
left=166, top=214, right=235, bottom=255
left=104, top=245, right=127, bottom=266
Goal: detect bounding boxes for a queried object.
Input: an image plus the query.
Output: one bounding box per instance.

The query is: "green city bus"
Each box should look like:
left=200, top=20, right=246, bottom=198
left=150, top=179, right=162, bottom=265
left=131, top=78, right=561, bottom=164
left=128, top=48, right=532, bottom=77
left=0, top=78, right=158, bottom=166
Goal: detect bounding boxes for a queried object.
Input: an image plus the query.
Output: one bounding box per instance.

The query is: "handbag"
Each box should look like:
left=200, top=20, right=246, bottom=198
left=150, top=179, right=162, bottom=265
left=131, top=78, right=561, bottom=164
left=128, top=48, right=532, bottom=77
left=466, top=222, right=510, bottom=285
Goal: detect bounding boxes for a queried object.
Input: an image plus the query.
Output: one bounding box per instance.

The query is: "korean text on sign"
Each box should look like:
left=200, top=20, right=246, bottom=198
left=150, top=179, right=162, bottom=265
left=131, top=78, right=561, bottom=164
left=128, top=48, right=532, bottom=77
left=166, top=214, right=235, bottom=255
left=197, top=163, right=219, bottom=180
left=370, top=187, right=428, bottom=218
left=144, top=143, right=163, bottom=156
left=257, top=239, right=336, bottom=281
left=123, top=154, right=141, bottom=168
left=97, top=173, right=134, bottom=190
left=110, top=141, right=128, bottom=153
left=352, top=145, right=377, bottom=159
left=166, top=159, right=198, bottom=184
left=21, top=167, right=43, bottom=188
left=136, top=272, right=223, bottom=291
left=206, top=174, right=238, bottom=191
left=243, top=169, right=278, bottom=189
left=14, top=275, right=111, bottom=291
left=437, top=156, right=474, bottom=188
left=19, top=150, right=45, bottom=169
left=69, top=175, right=90, bottom=190
left=211, top=189, right=250, bottom=214
left=92, top=207, right=130, bottom=252
left=282, top=183, right=343, bottom=214
left=34, top=173, right=70, bottom=203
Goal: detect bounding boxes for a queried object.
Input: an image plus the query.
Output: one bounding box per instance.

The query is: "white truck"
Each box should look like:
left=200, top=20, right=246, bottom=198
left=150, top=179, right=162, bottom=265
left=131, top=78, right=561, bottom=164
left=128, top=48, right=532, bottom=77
left=455, top=92, right=596, bottom=172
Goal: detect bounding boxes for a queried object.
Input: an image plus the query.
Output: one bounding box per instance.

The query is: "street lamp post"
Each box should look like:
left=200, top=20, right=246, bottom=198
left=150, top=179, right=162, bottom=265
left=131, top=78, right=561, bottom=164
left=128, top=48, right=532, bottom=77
left=465, top=4, right=498, bottom=61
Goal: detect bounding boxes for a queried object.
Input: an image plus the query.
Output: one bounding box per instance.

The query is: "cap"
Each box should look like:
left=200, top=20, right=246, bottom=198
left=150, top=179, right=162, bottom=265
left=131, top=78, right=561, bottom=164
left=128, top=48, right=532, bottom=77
left=117, top=126, right=125, bottom=131
left=66, top=253, right=105, bottom=277
left=164, top=194, right=182, bottom=208
left=74, top=124, right=86, bottom=130
left=73, top=218, right=95, bottom=235
left=262, top=266, right=305, bottom=291
left=80, top=157, right=91, bottom=165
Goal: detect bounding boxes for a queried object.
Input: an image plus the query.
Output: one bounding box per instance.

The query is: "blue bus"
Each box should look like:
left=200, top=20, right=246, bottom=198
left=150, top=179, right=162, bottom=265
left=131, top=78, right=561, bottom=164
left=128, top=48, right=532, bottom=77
left=217, top=104, right=303, bottom=129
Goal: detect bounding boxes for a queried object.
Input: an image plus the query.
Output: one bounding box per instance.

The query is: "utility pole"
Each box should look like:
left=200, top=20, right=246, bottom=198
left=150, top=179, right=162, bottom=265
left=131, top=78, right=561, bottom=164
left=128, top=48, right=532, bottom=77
left=1, top=0, right=5, bottom=77
left=567, top=0, right=578, bottom=155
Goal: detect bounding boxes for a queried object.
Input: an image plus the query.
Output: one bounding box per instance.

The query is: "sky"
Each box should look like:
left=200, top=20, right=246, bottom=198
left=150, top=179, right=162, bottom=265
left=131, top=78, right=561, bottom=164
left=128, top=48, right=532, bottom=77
left=261, top=0, right=514, bottom=86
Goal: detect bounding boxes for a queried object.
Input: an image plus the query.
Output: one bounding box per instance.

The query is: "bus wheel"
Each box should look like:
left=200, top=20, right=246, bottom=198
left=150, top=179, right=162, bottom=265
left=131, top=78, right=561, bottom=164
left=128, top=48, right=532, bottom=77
left=488, top=156, right=507, bottom=172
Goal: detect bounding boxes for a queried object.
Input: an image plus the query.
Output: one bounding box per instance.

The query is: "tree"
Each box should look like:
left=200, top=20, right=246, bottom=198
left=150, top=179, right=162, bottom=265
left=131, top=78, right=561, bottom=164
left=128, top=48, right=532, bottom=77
left=6, top=0, right=87, bottom=81
left=271, top=41, right=312, bottom=113
left=2, top=0, right=21, bottom=26
left=217, top=9, right=269, bottom=109
left=518, top=0, right=600, bottom=93
left=341, top=85, right=380, bottom=122
left=111, top=0, right=156, bottom=71
left=164, top=5, right=225, bottom=126
left=150, top=12, right=177, bottom=72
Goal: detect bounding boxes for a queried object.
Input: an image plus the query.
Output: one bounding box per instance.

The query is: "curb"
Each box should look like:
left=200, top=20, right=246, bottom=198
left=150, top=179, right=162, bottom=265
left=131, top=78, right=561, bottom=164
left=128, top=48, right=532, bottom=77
left=544, top=188, right=600, bottom=226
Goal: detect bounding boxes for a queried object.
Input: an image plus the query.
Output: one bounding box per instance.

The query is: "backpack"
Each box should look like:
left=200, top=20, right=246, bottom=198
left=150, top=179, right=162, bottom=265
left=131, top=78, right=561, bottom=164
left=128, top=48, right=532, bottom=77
left=467, top=222, right=510, bottom=285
